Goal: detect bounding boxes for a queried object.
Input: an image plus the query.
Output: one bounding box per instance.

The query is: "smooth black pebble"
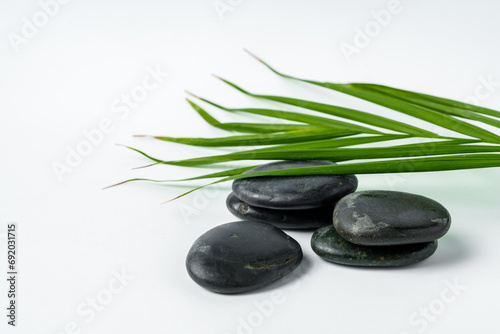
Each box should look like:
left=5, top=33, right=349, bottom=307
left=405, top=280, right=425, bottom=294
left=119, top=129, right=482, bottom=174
left=186, top=221, right=303, bottom=293
left=232, top=160, right=358, bottom=210
left=333, top=191, right=451, bottom=246
left=311, top=225, right=438, bottom=267
left=226, top=192, right=335, bottom=229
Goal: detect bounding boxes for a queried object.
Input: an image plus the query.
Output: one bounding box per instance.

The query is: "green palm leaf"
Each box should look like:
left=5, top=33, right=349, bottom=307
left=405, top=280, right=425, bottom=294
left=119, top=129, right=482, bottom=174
left=109, top=51, right=500, bottom=201
left=211, top=75, right=436, bottom=138
left=126, top=142, right=500, bottom=167
left=349, top=84, right=500, bottom=130
left=136, top=127, right=359, bottom=147
left=188, top=94, right=382, bottom=134
left=185, top=98, right=316, bottom=133
left=246, top=50, right=500, bottom=144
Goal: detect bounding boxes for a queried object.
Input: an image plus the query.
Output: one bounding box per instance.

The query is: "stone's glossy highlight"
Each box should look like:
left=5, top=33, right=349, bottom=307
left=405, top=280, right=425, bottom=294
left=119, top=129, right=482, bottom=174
left=186, top=221, right=303, bottom=293
left=333, top=191, right=451, bottom=246
left=232, top=160, right=358, bottom=210
left=226, top=193, right=335, bottom=229
left=311, top=225, right=438, bottom=267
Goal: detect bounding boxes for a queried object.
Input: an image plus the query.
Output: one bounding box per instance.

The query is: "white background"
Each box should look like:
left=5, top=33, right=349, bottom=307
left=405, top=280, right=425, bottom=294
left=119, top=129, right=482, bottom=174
left=2, top=0, right=500, bottom=333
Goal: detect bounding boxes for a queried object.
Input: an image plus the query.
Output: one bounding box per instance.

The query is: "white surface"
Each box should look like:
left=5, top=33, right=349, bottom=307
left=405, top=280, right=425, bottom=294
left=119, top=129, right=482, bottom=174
left=2, top=0, right=500, bottom=333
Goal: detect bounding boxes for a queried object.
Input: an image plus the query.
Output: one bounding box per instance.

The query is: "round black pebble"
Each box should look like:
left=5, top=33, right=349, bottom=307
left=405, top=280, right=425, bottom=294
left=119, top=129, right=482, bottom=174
left=232, top=160, right=358, bottom=210
left=333, top=191, right=451, bottom=246
left=186, top=221, right=303, bottom=293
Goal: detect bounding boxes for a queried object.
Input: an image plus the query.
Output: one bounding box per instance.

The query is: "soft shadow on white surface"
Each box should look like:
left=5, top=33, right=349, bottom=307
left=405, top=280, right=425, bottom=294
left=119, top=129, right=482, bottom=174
left=416, top=233, right=471, bottom=269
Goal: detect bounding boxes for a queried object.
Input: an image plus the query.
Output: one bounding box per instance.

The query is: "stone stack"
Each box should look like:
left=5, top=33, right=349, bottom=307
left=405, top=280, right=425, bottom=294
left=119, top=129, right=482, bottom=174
left=186, top=160, right=452, bottom=293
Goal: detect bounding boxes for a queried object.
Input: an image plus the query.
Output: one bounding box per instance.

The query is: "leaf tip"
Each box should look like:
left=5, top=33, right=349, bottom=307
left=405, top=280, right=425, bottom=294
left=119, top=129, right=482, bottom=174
left=243, top=48, right=263, bottom=62
left=102, top=180, right=128, bottom=190
left=161, top=194, right=183, bottom=204
left=211, top=73, right=226, bottom=82
left=185, top=90, right=199, bottom=99
left=133, top=134, right=160, bottom=140
left=132, top=162, right=158, bottom=170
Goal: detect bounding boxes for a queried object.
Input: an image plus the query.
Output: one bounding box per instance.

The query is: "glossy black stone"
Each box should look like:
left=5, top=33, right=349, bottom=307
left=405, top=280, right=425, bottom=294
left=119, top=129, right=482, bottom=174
left=232, top=160, right=358, bottom=210
left=186, top=221, right=303, bottom=293
left=311, top=225, right=438, bottom=267
left=333, top=191, right=451, bottom=246
left=226, top=192, right=335, bottom=229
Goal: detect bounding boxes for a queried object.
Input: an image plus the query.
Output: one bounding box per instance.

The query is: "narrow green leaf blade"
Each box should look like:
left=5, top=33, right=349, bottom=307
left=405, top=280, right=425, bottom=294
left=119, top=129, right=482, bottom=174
left=255, top=134, right=409, bottom=152
left=213, top=76, right=436, bottom=137
left=352, top=84, right=500, bottom=130
left=124, top=134, right=407, bottom=165
left=302, top=81, right=500, bottom=144
left=221, top=122, right=315, bottom=133
left=104, top=165, right=258, bottom=189
left=246, top=52, right=500, bottom=143
left=350, top=83, right=500, bottom=119
left=186, top=99, right=314, bottom=133
left=220, top=154, right=500, bottom=180
left=133, top=142, right=500, bottom=167
left=197, top=96, right=382, bottom=134
left=149, top=128, right=357, bottom=147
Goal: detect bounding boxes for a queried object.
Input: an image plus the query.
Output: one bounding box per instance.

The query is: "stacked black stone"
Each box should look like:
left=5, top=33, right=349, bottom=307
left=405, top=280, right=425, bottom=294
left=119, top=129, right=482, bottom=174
left=311, top=191, right=451, bottom=267
left=227, top=160, right=358, bottom=229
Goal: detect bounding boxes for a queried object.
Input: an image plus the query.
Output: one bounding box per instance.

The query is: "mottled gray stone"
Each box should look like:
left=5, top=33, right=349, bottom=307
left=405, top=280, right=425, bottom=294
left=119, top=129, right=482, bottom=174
left=334, top=191, right=451, bottom=246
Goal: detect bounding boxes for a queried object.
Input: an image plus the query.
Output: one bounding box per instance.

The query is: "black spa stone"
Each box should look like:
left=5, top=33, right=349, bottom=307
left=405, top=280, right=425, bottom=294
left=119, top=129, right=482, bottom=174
left=231, top=160, right=358, bottom=210
left=333, top=191, right=451, bottom=246
left=226, top=192, right=334, bottom=229
left=311, top=225, right=438, bottom=267
left=186, top=221, right=303, bottom=293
